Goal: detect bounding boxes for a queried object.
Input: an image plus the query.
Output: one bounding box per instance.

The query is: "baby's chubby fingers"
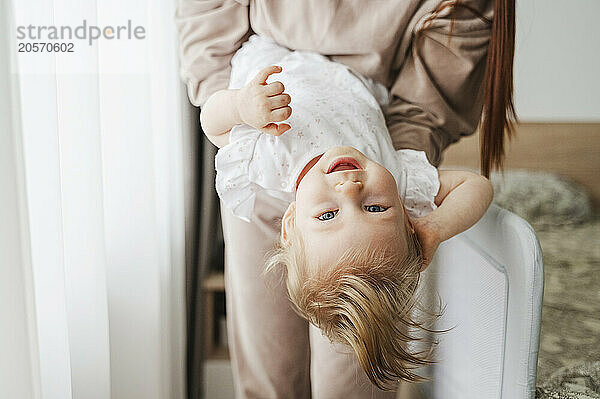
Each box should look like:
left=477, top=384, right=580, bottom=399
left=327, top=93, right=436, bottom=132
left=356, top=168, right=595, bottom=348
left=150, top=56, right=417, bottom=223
left=269, top=93, right=291, bottom=109
left=260, top=123, right=291, bottom=136
left=264, top=81, right=285, bottom=96
left=236, top=65, right=292, bottom=133
left=270, top=106, right=292, bottom=122
left=251, top=65, right=282, bottom=86
left=276, top=123, right=291, bottom=134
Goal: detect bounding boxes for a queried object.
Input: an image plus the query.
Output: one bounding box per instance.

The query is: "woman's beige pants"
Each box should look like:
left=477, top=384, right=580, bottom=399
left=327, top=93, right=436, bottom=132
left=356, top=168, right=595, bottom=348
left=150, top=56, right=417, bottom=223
left=220, top=191, right=404, bottom=398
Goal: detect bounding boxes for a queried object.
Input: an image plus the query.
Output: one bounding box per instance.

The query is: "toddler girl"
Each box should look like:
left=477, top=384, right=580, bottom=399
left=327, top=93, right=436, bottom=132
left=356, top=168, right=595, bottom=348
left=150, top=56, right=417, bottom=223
left=200, top=35, right=493, bottom=389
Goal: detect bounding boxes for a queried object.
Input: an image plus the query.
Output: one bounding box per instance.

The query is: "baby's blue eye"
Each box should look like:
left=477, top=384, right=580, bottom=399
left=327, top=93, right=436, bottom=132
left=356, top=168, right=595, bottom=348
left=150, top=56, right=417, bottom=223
left=317, top=210, right=337, bottom=221
left=365, top=205, right=387, bottom=213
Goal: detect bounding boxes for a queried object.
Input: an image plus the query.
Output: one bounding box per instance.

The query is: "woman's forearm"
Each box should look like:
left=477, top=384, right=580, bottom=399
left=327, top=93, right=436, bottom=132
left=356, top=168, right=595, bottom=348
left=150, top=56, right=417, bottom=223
left=422, top=170, right=494, bottom=244
left=200, top=89, right=242, bottom=138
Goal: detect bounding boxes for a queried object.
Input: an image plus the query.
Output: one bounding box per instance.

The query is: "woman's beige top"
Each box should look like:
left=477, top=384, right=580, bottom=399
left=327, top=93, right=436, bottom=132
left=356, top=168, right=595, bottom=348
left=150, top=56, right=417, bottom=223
left=175, top=0, right=493, bottom=166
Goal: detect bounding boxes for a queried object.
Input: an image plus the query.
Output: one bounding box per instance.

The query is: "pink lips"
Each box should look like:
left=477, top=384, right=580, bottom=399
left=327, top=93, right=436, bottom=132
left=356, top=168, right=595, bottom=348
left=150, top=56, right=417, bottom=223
left=326, top=157, right=362, bottom=174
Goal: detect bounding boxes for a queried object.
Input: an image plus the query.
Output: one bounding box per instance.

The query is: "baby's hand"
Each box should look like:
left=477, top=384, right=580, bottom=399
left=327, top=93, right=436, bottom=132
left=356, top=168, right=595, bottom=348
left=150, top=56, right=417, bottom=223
left=236, top=65, right=292, bottom=136
left=412, top=217, right=441, bottom=271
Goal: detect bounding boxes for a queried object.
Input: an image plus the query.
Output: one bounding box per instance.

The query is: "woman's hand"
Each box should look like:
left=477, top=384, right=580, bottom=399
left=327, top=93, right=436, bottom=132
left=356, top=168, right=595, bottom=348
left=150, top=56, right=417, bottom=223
left=236, top=65, right=292, bottom=136
left=411, top=216, right=441, bottom=271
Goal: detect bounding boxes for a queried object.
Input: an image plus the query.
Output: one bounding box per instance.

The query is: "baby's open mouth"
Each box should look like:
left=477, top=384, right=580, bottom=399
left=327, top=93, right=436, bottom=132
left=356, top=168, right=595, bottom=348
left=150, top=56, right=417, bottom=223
left=327, top=157, right=362, bottom=173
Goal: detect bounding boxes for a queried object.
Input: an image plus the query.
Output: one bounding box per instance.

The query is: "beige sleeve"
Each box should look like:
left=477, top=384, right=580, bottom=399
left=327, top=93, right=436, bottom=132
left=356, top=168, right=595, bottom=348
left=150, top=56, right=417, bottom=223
left=175, top=0, right=250, bottom=107
left=385, top=0, right=493, bottom=166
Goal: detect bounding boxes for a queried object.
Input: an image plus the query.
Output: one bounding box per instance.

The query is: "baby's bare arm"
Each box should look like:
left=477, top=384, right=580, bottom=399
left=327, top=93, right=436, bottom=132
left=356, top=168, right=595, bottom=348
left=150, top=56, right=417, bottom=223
left=430, top=170, right=494, bottom=242
left=200, top=89, right=243, bottom=147
left=200, top=65, right=292, bottom=147
left=413, top=170, right=493, bottom=268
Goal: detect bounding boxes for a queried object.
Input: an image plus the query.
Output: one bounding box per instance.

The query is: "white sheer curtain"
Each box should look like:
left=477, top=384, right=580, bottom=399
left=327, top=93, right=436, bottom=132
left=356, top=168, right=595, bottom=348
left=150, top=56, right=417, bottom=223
left=2, top=0, right=188, bottom=398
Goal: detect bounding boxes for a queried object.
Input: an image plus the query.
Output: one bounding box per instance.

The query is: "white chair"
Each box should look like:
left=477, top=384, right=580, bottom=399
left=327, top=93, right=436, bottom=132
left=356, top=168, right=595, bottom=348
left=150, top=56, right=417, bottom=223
left=418, top=204, right=544, bottom=399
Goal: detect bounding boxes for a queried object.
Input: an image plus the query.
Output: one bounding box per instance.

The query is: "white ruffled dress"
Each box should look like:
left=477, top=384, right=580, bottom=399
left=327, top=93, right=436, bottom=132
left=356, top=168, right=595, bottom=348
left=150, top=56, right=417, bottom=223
left=215, top=35, right=440, bottom=222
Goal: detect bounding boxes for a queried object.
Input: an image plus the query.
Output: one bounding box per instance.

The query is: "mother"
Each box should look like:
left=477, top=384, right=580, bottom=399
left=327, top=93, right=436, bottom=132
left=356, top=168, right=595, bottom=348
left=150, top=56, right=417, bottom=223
left=176, top=0, right=515, bottom=397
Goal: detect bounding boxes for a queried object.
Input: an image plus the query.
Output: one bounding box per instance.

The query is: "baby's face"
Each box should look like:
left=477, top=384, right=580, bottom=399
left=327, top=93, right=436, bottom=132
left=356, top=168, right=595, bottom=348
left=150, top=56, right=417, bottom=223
left=290, top=146, right=408, bottom=270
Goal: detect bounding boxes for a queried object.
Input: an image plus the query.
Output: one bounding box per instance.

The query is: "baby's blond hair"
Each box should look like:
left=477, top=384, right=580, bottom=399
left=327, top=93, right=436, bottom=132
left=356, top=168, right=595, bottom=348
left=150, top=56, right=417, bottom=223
left=266, top=220, right=438, bottom=390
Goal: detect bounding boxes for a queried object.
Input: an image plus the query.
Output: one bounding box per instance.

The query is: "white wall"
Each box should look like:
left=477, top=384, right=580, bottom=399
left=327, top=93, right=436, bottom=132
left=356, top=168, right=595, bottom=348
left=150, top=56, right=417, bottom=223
left=515, top=0, right=600, bottom=121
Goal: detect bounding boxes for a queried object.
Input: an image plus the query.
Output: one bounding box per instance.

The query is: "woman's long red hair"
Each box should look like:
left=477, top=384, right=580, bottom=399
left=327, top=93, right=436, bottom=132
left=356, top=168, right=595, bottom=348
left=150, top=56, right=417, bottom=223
left=444, top=0, right=516, bottom=177
left=480, top=0, right=517, bottom=177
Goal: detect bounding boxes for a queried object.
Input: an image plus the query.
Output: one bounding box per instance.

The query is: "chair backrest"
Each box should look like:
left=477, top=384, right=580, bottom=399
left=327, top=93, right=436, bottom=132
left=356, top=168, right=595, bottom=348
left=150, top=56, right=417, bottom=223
left=419, top=205, right=544, bottom=399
